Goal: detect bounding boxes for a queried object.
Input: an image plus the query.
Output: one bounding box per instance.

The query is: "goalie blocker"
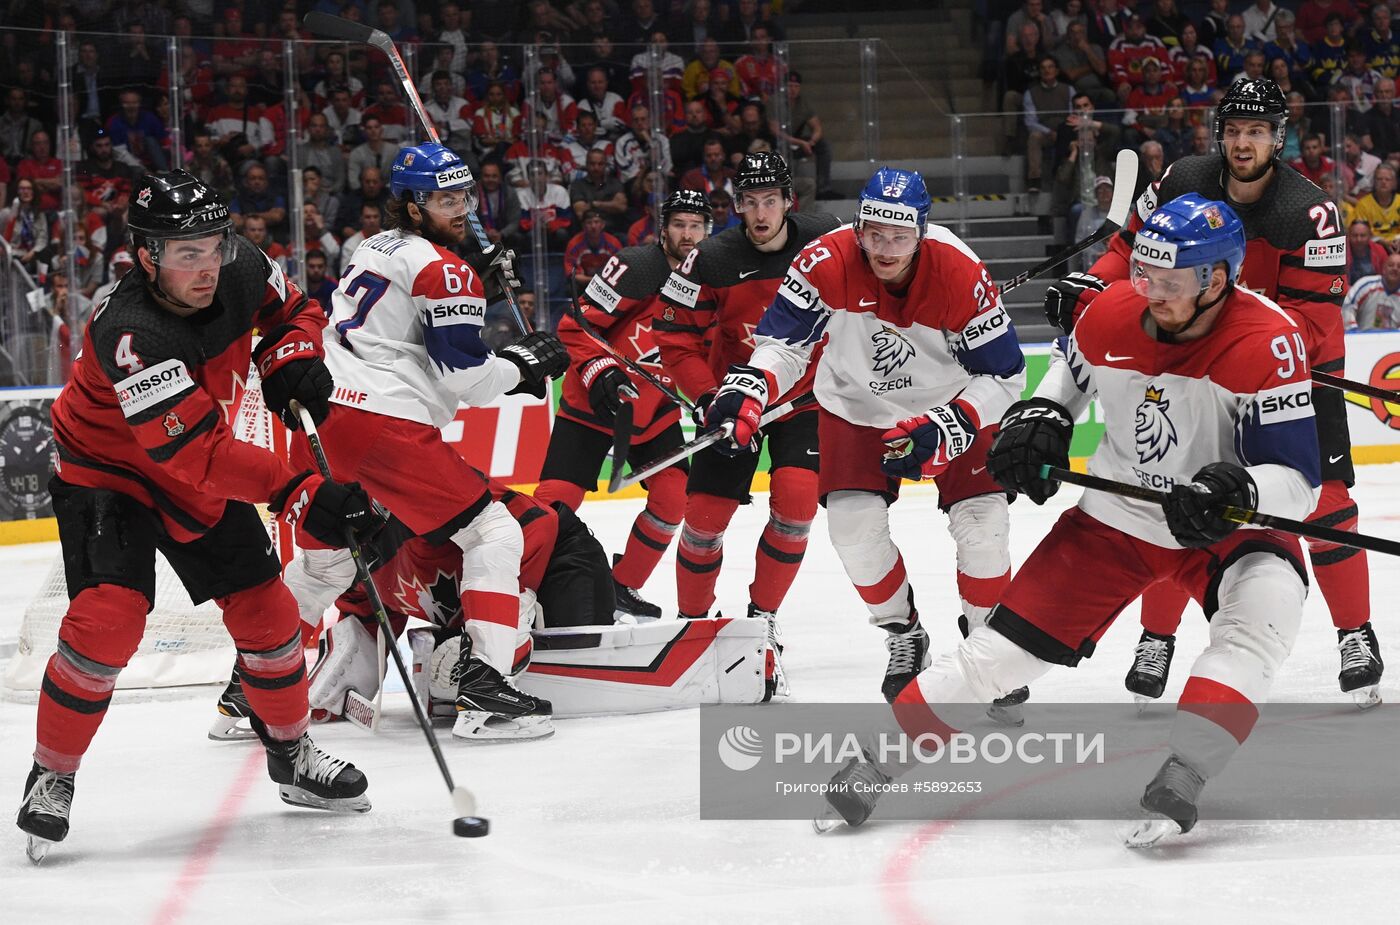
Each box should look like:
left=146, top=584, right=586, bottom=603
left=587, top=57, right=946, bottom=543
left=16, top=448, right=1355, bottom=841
left=308, top=486, right=769, bottom=719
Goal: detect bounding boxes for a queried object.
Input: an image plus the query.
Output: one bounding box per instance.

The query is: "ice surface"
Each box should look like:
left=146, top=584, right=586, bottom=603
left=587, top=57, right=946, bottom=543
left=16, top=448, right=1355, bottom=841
left=3, top=470, right=1399, bottom=924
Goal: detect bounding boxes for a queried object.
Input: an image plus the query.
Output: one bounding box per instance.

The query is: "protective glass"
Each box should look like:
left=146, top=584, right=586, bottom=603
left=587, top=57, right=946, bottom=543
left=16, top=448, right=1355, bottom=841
left=1129, top=259, right=1203, bottom=301
left=856, top=220, right=921, bottom=257
left=733, top=188, right=786, bottom=213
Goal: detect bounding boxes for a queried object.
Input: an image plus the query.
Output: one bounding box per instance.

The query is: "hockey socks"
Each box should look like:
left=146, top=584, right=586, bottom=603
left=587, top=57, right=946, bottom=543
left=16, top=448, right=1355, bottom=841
left=676, top=493, right=740, bottom=617
left=612, top=466, right=685, bottom=590
left=1307, top=480, right=1371, bottom=632
left=750, top=468, right=817, bottom=613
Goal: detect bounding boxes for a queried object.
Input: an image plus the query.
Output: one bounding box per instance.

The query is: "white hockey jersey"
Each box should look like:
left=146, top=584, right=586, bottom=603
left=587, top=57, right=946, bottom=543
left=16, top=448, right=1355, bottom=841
left=1037, top=281, right=1322, bottom=549
left=747, top=223, right=1026, bottom=429
left=322, top=229, right=521, bottom=427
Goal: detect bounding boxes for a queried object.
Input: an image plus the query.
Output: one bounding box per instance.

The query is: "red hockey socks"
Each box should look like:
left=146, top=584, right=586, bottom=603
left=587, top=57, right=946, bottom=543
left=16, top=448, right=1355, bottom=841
left=533, top=478, right=587, bottom=511
left=1306, top=480, right=1370, bottom=631
left=1140, top=581, right=1191, bottom=637
left=221, top=578, right=310, bottom=741
left=750, top=467, right=818, bottom=613
left=613, top=465, right=685, bottom=589
left=676, top=492, right=741, bottom=617
left=35, top=585, right=149, bottom=772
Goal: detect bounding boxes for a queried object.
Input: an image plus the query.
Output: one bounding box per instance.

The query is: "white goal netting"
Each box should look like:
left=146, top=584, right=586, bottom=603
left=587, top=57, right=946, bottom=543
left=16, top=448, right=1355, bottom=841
left=2, top=363, right=288, bottom=694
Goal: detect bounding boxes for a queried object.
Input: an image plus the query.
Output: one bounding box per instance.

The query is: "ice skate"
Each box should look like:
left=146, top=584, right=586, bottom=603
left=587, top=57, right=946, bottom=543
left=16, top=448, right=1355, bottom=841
left=1125, top=755, right=1205, bottom=848
left=813, top=752, right=891, bottom=834
left=1125, top=630, right=1176, bottom=711
left=749, top=602, right=789, bottom=700
left=986, top=686, right=1029, bottom=727
left=612, top=554, right=662, bottom=623
left=453, top=640, right=554, bottom=741
left=209, top=665, right=259, bottom=740
left=16, top=763, right=74, bottom=864
left=881, top=620, right=930, bottom=703
left=1338, top=623, right=1383, bottom=710
left=265, top=733, right=370, bottom=813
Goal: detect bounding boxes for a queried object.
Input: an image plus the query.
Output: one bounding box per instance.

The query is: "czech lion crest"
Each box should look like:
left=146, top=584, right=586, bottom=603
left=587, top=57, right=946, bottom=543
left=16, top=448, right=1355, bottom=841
left=1134, top=384, right=1178, bottom=463
left=870, top=325, right=916, bottom=377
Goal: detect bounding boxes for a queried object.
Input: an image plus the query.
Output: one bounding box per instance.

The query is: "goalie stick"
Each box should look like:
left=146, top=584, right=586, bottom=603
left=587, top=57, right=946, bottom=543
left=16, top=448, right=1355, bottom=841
left=1041, top=465, right=1400, bottom=557
left=999, top=148, right=1138, bottom=295
left=303, top=11, right=532, bottom=338
left=292, top=400, right=488, bottom=838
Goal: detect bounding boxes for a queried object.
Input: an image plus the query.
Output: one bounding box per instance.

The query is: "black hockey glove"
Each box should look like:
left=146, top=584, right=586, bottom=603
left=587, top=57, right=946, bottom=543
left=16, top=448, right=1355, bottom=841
left=580, top=357, right=639, bottom=421
left=464, top=243, right=522, bottom=303
left=1163, top=462, right=1257, bottom=549
left=986, top=398, right=1074, bottom=504
left=253, top=324, right=333, bottom=431
left=270, top=471, right=383, bottom=550
left=690, top=388, right=717, bottom=429
left=500, top=331, right=569, bottom=399
left=1043, top=272, right=1106, bottom=334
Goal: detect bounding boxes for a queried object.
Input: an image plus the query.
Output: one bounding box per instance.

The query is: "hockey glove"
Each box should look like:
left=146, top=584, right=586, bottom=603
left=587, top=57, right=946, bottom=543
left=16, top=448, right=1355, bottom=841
left=253, top=324, right=332, bottom=431
left=705, top=365, right=771, bottom=456
left=986, top=398, right=1074, bottom=504
left=464, top=243, right=522, bottom=303
left=270, top=471, right=383, bottom=551
left=1043, top=272, right=1106, bottom=334
left=1163, top=462, right=1257, bottom=549
left=691, top=388, right=717, bottom=429
left=500, top=331, right=570, bottom=399
left=880, top=400, right=978, bottom=481
left=580, top=357, right=639, bottom=421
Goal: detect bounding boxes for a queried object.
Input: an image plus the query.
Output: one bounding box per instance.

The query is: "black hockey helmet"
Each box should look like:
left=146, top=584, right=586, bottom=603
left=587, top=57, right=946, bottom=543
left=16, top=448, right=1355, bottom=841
left=1213, top=78, right=1288, bottom=155
left=733, top=151, right=792, bottom=210
left=129, top=170, right=236, bottom=267
left=661, top=188, right=713, bottom=234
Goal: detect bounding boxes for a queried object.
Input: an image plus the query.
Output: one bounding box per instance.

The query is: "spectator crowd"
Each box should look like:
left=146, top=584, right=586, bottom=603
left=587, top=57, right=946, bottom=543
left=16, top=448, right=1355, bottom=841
left=0, top=0, right=833, bottom=382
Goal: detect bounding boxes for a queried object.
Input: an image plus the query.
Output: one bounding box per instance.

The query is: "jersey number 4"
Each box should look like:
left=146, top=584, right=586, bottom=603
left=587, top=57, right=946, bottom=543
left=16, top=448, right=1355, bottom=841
left=114, top=332, right=143, bottom=374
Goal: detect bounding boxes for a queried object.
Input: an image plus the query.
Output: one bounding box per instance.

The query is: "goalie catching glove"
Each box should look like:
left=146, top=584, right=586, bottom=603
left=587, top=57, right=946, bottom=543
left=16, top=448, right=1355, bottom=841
left=579, top=357, right=639, bottom=421
left=1043, top=272, right=1106, bottom=334
left=880, top=399, right=978, bottom=480
left=986, top=398, right=1074, bottom=504
left=271, top=471, right=384, bottom=550
left=253, top=323, right=333, bottom=430
left=1163, top=462, right=1256, bottom=548
left=704, top=365, right=771, bottom=456
left=500, top=330, right=569, bottom=399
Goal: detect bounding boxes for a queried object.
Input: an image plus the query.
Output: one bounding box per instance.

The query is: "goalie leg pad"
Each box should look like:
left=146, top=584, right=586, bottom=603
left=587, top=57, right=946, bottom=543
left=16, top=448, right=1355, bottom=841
left=307, top=617, right=381, bottom=717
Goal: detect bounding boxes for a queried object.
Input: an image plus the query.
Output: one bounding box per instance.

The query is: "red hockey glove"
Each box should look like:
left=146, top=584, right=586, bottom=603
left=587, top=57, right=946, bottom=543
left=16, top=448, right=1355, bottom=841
left=880, top=399, right=979, bottom=480
left=704, top=365, right=771, bottom=456
left=270, top=471, right=383, bottom=551
left=253, top=324, right=331, bottom=431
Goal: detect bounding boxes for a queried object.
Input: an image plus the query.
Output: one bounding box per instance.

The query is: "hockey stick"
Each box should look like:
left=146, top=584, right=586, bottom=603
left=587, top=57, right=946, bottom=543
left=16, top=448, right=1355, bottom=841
left=291, top=401, right=489, bottom=838
left=613, top=391, right=819, bottom=492
left=999, top=148, right=1139, bottom=295
left=304, top=11, right=533, bottom=337
left=1041, top=465, right=1400, bottom=556
left=567, top=289, right=696, bottom=411
left=607, top=399, right=634, bottom=493
left=1311, top=370, right=1400, bottom=404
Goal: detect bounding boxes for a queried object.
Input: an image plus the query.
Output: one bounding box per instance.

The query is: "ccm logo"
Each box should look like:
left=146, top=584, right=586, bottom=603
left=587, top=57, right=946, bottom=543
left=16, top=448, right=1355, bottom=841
left=258, top=340, right=315, bottom=375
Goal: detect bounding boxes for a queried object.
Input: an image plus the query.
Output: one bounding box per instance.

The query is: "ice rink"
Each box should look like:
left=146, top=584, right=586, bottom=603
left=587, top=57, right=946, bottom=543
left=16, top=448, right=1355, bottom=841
left=3, top=468, right=1399, bottom=925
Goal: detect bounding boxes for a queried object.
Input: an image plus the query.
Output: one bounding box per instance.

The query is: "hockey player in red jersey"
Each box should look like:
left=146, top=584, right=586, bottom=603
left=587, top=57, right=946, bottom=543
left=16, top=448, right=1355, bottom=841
left=821, top=195, right=1321, bottom=844
left=17, top=171, right=378, bottom=862
left=286, top=142, right=569, bottom=742
left=654, top=152, right=840, bottom=696
left=534, top=189, right=713, bottom=621
left=706, top=168, right=1028, bottom=708
left=1045, top=77, right=1379, bottom=707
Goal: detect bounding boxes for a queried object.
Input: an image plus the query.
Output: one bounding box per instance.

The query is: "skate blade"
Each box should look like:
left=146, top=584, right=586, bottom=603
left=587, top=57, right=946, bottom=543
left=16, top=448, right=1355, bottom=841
left=208, top=714, right=259, bottom=741
left=25, top=835, right=54, bottom=864
left=812, top=806, right=846, bottom=835
left=1133, top=695, right=1156, bottom=716
left=1124, top=816, right=1182, bottom=849
left=1352, top=686, right=1382, bottom=710
left=986, top=703, right=1025, bottom=727
left=278, top=785, right=372, bottom=814
left=452, top=710, right=555, bottom=742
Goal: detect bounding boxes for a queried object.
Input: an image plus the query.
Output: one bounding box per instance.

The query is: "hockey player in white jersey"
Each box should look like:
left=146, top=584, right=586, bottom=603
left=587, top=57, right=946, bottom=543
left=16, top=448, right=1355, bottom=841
left=282, top=142, right=569, bottom=741
left=818, top=194, right=1322, bottom=844
left=704, top=168, right=1028, bottom=709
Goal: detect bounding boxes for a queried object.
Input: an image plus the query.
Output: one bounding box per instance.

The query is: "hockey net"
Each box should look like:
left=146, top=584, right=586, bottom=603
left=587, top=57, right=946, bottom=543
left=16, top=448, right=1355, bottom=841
left=2, top=363, right=292, bottom=695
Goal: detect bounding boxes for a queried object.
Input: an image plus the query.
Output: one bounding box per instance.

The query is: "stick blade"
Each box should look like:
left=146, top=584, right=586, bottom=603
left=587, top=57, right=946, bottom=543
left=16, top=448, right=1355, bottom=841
left=606, top=402, right=634, bottom=493
left=1106, top=148, right=1140, bottom=228
left=303, top=11, right=376, bottom=41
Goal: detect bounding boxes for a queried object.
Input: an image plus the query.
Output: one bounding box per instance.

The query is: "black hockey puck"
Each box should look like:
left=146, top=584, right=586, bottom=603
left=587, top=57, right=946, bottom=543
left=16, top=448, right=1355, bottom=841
left=453, top=816, right=490, bottom=838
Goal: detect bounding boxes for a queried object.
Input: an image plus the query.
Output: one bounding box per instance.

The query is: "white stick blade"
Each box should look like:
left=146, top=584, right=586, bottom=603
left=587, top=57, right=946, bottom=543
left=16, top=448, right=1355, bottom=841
left=1107, top=149, right=1139, bottom=227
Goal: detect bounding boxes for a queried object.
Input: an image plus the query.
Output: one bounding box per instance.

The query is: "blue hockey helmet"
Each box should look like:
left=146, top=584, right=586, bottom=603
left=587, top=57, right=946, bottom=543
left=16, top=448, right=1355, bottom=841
left=855, top=167, right=931, bottom=256
left=389, top=142, right=478, bottom=210
left=1131, top=193, right=1246, bottom=298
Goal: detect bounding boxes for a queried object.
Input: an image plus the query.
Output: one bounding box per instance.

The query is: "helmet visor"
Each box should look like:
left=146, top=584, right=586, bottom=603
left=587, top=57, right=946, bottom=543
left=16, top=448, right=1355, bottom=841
left=418, top=183, right=478, bottom=220
left=1130, top=259, right=1203, bottom=301
left=733, top=188, right=787, bottom=213
left=856, top=219, right=922, bottom=257
left=148, top=227, right=238, bottom=269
